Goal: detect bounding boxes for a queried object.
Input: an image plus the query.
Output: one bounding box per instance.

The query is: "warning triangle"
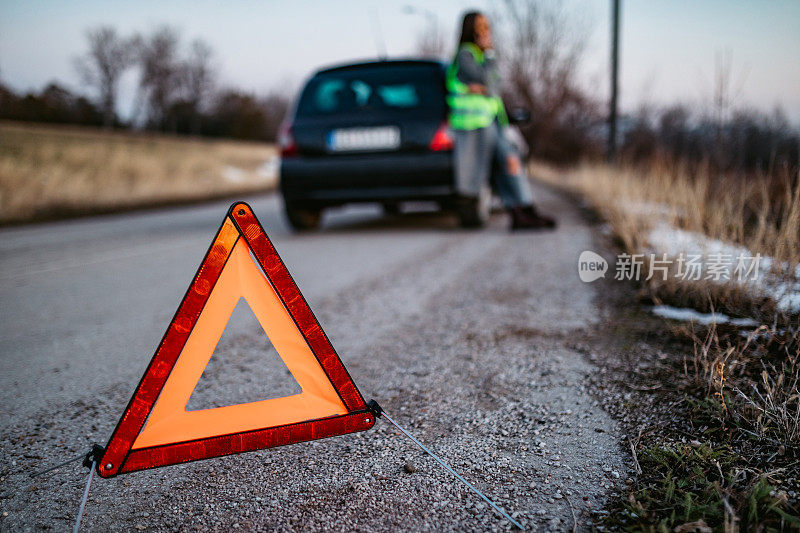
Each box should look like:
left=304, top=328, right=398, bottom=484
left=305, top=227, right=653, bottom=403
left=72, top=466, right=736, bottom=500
left=98, top=202, right=374, bottom=477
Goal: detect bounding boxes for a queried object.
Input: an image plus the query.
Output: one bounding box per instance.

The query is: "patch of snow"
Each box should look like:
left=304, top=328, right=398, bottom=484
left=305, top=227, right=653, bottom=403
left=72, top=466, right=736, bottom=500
left=222, top=165, right=246, bottom=183
left=729, top=317, right=762, bottom=327
left=257, top=156, right=279, bottom=181
left=647, top=222, right=800, bottom=313
left=648, top=222, right=750, bottom=259
left=739, top=327, right=787, bottom=339
left=651, top=305, right=758, bottom=327
left=776, top=284, right=800, bottom=313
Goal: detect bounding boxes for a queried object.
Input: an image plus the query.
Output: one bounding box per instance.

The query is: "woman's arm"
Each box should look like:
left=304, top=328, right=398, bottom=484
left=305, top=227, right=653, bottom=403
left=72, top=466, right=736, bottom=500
left=455, top=48, right=487, bottom=94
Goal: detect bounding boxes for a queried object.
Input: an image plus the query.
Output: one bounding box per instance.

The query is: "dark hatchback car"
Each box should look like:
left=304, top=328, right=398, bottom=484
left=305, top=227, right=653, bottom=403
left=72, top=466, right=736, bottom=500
left=279, top=59, right=480, bottom=230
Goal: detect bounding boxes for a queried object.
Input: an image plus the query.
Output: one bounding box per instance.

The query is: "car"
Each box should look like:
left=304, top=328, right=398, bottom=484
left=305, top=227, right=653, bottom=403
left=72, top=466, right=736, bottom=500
left=278, top=58, right=527, bottom=230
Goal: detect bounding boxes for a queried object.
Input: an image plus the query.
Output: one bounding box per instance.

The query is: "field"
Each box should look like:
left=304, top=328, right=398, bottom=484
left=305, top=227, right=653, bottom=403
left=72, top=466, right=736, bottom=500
left=0, top=121, right=278, bottom=224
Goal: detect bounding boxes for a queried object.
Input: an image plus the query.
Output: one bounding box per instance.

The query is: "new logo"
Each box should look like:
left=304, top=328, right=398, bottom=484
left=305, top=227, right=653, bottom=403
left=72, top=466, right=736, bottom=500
left=578, top=251, right=608, bottom=282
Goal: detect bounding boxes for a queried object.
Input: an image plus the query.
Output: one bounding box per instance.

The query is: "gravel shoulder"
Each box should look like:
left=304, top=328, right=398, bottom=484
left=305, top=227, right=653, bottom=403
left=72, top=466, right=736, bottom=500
left=0, top=184, right=630, bottom=531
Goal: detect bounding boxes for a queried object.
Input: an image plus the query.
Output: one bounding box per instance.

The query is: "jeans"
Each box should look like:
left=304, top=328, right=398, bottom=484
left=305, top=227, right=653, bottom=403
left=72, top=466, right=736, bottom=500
left=453, top=123, right=534, bottom=209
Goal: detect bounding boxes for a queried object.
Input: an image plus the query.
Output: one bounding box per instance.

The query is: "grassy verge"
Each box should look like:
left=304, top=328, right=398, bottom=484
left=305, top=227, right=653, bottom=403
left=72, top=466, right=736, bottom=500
left=0, top=121, right=278, bottom=224
left=532, top=160, right=799, bottom=266
left=534, top=160, right=799, bottom=322
left=537, top=160, right=800, bottom=530
left=579, top=276, right=800, bottom=531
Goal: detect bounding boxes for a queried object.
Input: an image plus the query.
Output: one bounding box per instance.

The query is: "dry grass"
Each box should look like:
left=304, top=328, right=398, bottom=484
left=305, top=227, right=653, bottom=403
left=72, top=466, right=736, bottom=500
left=0, top=121, right=278, bottom=224
left=535, top=159, right=800, bottom=529
left=533, top=159, right=800, bottom=267
left=536, top=158, right=800, bottom=439
left=688, top=323, right=800, bottom=447
left=534, top=159, right=800, bottom=322
left=621, top=321, right=800, bottom=531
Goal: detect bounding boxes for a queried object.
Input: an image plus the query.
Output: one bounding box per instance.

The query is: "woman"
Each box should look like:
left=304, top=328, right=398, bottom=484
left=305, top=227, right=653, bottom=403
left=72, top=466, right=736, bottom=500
left=447, top=11, right=556, bottom=230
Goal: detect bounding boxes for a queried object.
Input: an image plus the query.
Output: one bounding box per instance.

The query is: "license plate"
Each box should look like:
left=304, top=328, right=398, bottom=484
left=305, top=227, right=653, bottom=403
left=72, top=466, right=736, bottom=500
left=327, top=126, right=400, bottom=152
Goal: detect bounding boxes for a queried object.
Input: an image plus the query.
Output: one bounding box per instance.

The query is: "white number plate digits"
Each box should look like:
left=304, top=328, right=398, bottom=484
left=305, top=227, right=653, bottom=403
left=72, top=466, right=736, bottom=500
left=328, top=126, right=400, bottom=152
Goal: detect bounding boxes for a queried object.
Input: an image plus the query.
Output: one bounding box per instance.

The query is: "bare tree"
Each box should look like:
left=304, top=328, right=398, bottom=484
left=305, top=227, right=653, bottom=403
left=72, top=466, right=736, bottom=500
left=708, top=49, right=750, bottom=170
left=414, top=22, right=447, bottom=58
left=179, top=39, right=215, bottom=134
left=74, top=26, right=135, bottom=127
left=492, top=0, right=600, bottom=161
left=404, top=6, right=447, bottom=58
left=260, top=90, right=291, bottom=141
left=134, top=26, right=182, bottom=131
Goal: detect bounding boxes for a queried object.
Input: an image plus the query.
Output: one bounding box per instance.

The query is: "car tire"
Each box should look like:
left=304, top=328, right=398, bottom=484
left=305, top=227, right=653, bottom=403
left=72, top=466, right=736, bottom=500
left=284, top=201, right=321, bottom=231
left=382, top=202, right=401, bottom=216
left=457, top=184, right=491, bottom=228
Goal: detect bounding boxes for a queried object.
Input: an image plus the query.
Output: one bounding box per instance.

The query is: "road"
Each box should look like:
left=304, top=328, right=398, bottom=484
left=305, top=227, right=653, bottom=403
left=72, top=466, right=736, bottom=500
left=0, top=185, right=627, bottom=531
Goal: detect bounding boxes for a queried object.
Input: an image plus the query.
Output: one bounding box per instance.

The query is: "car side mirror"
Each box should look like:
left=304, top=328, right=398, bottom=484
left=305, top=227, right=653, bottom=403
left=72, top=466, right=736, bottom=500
left=508, top=107, right=531, bottom=125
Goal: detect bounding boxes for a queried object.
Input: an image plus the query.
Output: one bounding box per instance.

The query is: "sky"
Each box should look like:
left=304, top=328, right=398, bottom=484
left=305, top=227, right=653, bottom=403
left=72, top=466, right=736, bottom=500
left=1, top=0, right=799, bottom=121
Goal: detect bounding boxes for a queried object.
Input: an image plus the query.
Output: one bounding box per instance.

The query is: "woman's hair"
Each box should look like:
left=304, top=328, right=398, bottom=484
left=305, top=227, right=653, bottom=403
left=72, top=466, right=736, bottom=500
left=458, top=11, right=484, bottom=45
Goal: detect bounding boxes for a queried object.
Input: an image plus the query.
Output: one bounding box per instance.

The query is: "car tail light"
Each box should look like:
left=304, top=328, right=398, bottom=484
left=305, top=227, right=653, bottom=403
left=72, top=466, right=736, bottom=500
left=279, top=122, right=298, bottom=157
left=429, top=123, right=454, bottom=151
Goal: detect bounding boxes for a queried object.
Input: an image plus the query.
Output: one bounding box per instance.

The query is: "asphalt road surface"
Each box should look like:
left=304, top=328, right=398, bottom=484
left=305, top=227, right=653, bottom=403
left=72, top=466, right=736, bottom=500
left=0, top=184, right=627, bottom=531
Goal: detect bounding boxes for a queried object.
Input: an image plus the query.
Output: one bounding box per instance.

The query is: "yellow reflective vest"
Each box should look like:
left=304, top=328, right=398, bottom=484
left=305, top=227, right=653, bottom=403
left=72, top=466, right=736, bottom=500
left=446, top=43, right=508, bottom=130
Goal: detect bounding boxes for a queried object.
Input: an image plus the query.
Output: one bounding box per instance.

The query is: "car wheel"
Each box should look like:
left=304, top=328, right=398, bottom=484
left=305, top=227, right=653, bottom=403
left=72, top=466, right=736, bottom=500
left=284, top=201, right=321, bottom=231
left=382, top=202, right=401, bottom=216
left=457, top=183, right=491, bottom=228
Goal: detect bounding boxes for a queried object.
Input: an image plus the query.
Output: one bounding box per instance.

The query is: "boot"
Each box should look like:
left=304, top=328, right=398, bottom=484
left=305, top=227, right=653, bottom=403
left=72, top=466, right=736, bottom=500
left=510, top=205, right=557, bottom=231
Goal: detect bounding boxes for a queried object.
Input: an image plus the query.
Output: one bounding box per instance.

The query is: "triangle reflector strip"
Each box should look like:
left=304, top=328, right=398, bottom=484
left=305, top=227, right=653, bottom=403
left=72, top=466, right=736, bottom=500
left=98, top=202, right=374, bottom=477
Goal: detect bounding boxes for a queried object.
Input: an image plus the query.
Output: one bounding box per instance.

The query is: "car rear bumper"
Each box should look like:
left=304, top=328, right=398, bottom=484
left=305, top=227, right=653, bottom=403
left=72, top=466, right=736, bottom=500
left=280, top=151, right=455, bottom=206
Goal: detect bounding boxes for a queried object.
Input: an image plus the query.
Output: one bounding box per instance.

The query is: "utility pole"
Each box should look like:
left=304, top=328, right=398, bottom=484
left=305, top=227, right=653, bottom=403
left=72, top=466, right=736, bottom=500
left=608, top=0, right=620, bottom=162
left=370, top=7, right=387, bottom=60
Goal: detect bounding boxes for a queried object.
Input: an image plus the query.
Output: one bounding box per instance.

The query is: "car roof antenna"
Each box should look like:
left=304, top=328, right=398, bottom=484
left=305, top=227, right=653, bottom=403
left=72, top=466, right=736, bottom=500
left=369, top=7, right=388, bottom=60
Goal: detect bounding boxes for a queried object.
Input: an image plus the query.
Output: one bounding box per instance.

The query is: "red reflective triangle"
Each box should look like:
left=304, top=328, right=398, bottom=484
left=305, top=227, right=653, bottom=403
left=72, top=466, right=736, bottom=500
left=97, top=202, right=374, bottom=477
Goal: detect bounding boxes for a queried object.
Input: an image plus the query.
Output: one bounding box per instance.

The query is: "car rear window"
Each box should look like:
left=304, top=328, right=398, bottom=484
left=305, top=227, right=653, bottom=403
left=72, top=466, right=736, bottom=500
left=296, top=64, right=444, bottom=117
